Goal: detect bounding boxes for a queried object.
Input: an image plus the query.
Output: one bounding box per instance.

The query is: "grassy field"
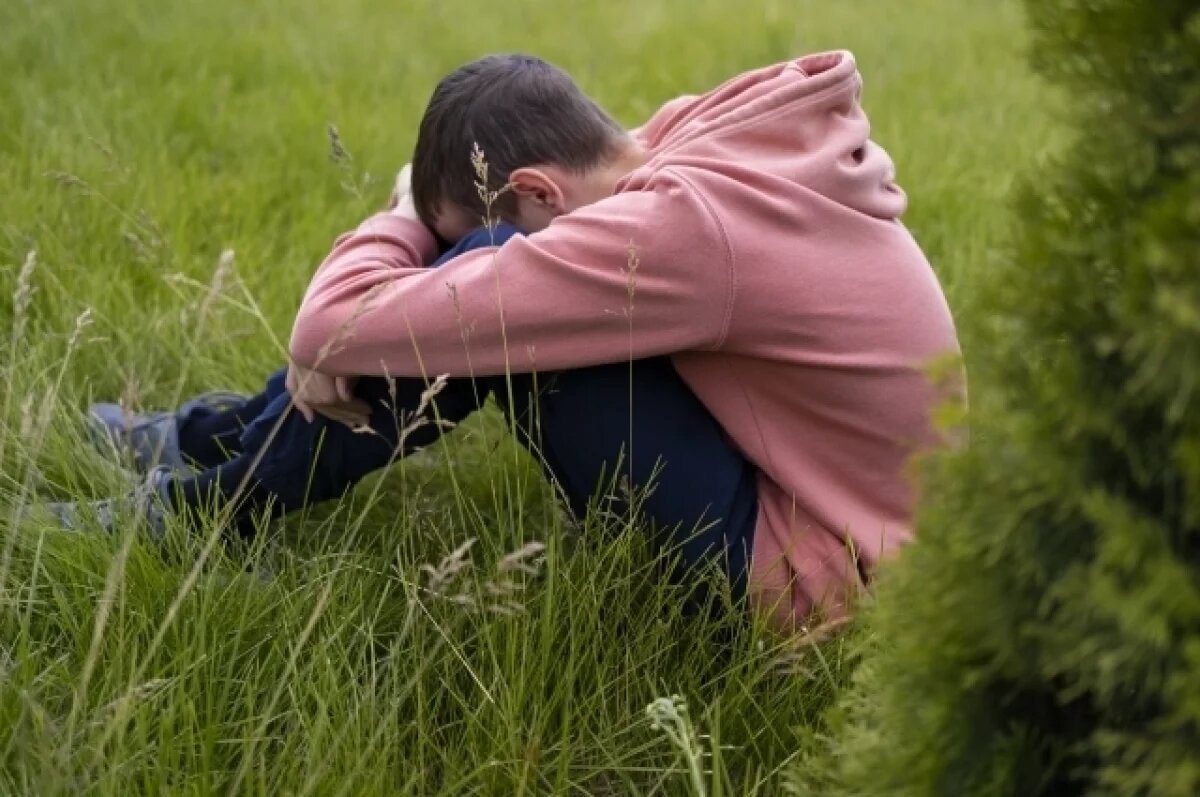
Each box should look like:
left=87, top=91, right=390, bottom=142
left=0, top=0, right=1057, bottom=793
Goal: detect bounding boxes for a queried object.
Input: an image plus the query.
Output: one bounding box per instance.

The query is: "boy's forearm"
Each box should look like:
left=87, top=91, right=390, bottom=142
left=289, top=212, right=438, bottom=371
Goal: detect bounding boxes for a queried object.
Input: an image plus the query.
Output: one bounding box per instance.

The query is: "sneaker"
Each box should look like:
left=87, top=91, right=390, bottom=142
left=45, top=465, right=176, bottom=540
left=87, top=390, right=247, bottom=474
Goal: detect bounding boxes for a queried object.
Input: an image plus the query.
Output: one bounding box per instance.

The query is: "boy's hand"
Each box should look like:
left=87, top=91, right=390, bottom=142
left=287, top=166, right=412, bottom=428
left=388, top=163, right=418, bottom=221
left=286, top=163, right=414, bottom=428
left=286, top=363, right=370, bottom=427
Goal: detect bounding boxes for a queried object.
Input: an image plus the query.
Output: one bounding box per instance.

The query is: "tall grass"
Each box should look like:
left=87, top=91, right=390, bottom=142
left=0, top=0, right=1057, bottom=792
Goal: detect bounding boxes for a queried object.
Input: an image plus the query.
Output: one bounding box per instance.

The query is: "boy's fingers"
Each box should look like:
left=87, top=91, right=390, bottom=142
left=335, top=376, right=356, bottom=403
left=388, top=164, right=412, bottom=210
left=293, top=397, right=315, bottom=423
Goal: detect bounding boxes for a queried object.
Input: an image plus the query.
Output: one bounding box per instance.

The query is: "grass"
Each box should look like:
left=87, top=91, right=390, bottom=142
left=0, top=0, right=1058, bottom=793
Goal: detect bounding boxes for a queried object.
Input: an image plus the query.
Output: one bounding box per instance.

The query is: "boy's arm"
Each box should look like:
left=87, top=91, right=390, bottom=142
left=288, top=170, right=732, bottom=378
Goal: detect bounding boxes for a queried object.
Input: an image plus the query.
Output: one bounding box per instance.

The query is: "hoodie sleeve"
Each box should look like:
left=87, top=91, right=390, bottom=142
left=288, top=169, right=733, bottom=378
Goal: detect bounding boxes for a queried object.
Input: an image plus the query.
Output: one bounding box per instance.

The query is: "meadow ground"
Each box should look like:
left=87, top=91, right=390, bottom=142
left=0, top=0, right=1058, bottom=793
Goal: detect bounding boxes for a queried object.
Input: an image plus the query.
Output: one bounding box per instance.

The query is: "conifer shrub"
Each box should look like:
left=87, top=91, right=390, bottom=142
left=806, top=1, right=1200, bottom=794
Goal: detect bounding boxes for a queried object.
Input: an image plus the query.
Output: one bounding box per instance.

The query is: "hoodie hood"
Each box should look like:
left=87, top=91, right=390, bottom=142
left=629, top=51, right=907, bottom=220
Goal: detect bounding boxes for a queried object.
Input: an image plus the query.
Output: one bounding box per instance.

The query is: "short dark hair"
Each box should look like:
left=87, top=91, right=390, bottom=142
left=411, top=54, right=625, bottom=226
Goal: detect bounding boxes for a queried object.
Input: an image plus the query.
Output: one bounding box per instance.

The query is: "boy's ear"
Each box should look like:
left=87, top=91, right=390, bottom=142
left=508, top=166, right=566, bottom=214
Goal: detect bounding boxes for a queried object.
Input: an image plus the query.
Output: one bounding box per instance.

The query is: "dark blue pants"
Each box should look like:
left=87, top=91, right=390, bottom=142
left=214, top=226, right=758, bottom=600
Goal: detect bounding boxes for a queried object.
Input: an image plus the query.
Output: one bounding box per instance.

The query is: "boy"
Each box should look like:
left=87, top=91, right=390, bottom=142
left=57, top=52, right=961, bottom=629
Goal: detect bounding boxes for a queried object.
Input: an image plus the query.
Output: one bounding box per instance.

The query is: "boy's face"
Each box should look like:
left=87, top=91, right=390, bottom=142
left=430, top=155, right=633, bottom=242
left=429, top=182, right=563, bottom=243
left=431, top=204, right=478, bottom=243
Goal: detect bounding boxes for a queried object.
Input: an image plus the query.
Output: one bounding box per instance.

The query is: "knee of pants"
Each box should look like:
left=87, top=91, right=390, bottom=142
left=502, top=359, right=758, bottom=589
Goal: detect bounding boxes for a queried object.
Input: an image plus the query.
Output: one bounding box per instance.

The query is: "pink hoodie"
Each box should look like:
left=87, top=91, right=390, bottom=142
left=290, top=51, right=961, bottom=628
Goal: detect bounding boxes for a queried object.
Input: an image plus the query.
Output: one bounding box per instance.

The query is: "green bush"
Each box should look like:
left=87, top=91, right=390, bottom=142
left=807, top=1, right=1200, bottom=794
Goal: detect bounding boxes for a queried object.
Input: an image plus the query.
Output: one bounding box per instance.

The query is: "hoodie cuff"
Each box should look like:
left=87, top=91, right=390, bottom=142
left=353, top=212, right=440, bottom=267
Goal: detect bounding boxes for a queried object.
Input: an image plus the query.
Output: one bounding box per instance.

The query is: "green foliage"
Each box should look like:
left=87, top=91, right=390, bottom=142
left=811, top=1, right=1200, bottom=794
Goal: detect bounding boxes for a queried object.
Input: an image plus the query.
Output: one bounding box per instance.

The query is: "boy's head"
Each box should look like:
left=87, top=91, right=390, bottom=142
left=411, top=54, right=633, bottom=241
